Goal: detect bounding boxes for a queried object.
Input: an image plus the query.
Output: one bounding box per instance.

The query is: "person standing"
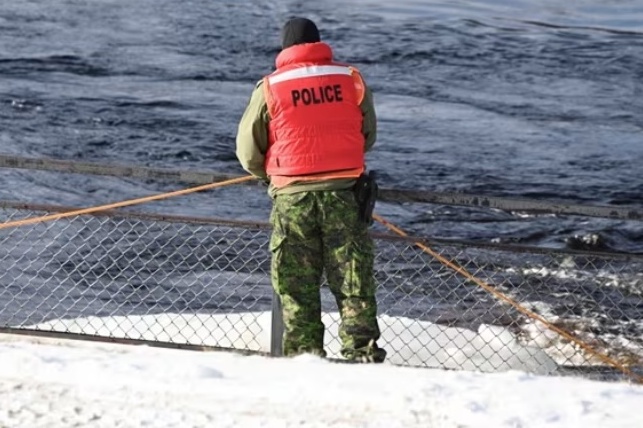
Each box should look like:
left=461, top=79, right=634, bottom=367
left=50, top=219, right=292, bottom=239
left=235, top=17, right=385, bottom=362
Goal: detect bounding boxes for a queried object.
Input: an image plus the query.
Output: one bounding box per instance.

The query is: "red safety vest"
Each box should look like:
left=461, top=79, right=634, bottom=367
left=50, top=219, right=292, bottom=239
left=263, top=42, right=366, bottom=188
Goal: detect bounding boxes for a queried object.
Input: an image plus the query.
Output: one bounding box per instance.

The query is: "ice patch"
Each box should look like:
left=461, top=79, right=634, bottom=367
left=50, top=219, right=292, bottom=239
left=31, top=311, right=558, bottom=375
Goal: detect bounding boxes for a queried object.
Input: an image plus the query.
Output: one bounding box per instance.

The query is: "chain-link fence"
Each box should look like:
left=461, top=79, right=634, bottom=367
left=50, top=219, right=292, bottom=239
left=1, top=202, right=642, bottom=381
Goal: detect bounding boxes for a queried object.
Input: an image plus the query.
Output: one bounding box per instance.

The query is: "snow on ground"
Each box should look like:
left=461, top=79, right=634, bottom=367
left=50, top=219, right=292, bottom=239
left=0, top=333, right=642, bottom=428
left=32, top=311, right=559, bottom=374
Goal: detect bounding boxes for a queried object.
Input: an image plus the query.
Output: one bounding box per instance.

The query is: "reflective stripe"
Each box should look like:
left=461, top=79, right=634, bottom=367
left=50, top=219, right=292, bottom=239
left=268, top=65, right=352, bottom=85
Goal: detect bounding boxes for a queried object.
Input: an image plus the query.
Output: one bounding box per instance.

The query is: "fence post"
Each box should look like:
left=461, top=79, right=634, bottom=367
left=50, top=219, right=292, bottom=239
left=270, top=289, right=284, bottom=357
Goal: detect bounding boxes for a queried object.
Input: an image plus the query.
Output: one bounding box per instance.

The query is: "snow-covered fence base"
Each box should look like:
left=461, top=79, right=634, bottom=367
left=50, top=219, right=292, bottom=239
left=29, top=312, right=558, bottom=374
left=1, top=202, right=641, bottom=378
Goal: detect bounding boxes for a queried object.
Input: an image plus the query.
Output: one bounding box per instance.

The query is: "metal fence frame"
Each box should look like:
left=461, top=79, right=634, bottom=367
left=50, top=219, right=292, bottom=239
left=1, top=155, right=642, bottom=383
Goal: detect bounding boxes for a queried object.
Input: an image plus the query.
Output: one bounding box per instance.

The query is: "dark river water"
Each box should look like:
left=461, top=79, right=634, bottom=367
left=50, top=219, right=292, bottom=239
left=1, top=0, right=642, bottom=251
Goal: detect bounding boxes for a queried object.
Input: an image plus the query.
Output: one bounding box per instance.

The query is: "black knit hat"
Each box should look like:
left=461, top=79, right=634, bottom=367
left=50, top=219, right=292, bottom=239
left=281, top=17, right=321, bottom=50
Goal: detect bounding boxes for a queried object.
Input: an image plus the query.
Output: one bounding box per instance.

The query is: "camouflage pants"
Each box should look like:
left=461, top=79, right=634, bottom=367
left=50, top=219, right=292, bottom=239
left=270, top=190, right=385, bottom=362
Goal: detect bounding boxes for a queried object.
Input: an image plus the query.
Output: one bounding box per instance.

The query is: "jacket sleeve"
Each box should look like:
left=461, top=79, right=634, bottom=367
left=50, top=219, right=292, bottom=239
left=360, top=84, right=377, bottom=152
left=235, top=81, right=270, bottom=182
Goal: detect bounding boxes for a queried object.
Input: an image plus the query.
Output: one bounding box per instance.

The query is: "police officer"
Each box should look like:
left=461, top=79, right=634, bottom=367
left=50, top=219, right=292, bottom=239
left=235, top=17, right=385, bottom=363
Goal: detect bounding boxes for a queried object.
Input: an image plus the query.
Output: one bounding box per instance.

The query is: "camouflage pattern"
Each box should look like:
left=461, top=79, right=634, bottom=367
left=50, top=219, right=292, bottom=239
left=269, top=189, right=386, bottom=362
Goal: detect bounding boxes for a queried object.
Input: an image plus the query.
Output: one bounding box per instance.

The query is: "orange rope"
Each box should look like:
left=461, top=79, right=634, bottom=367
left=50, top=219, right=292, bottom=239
left=0, top=175, right=254, bottom=230
left=373, top=213, right=643, bottom=384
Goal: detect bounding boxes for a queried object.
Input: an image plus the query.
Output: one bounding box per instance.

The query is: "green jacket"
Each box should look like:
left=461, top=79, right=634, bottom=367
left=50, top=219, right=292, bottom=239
left=235, top=79, right=377, bottom=198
